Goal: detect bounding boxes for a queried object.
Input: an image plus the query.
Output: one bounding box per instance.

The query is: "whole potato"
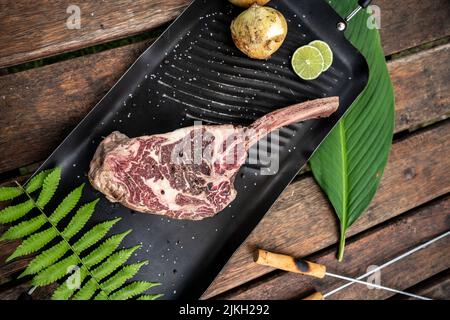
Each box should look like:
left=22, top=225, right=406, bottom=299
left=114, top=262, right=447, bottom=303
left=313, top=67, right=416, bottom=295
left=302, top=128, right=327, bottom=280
left=228, top=0, right=271, bottom=8
left=231, top=4, right=288, bottom=60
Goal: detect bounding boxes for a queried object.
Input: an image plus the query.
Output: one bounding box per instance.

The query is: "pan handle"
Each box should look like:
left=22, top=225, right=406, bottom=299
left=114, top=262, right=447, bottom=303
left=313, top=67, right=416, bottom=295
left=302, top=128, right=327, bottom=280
left=337, top=0, right=373, bottom=31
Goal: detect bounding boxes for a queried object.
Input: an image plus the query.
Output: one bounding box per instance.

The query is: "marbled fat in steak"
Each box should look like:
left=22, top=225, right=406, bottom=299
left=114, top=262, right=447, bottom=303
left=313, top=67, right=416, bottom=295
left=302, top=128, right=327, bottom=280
left=89, top=97, right=339, bottom=220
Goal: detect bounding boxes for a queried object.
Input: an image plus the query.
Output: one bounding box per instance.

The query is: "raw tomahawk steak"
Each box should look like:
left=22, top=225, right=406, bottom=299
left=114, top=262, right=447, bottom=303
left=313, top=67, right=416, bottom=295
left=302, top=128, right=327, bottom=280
left=89, top=97, right=339, bottom=220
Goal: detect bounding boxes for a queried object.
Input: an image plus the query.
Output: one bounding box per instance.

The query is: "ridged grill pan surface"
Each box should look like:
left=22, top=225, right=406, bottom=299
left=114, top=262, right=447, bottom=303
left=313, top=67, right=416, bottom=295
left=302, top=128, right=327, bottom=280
left=34, top=0, right=369, bottom=299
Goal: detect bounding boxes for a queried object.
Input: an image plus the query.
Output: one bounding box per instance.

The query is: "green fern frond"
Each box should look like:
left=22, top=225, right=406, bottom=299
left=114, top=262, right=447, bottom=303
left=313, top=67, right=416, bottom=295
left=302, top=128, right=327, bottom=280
left=0, top=187, right=23, bottom=201
left=0, top=167, right=162, bottom=300
left=0, top=200, right=34, bottom=224
left=94, top=291, right=109, bottom=300
left=0, top=168, right=51, bottom=205
left=20, top=241, right=70, bottom=277
left=25, top=169, right=53, bottom=194
left=0, top=169, right=52, bottom=202
left=61, top=200, right=98, bottom=240
left=72, top=278, right=98, bottom=300
left=51, top=284, right=75, bottom=301
left=109, top=281, right=158, bottom=300
left=36, top=168, right=61, bottom=208
left=32, top=255, right=78, bottom=287
left=91, top=246, right=141, bottom=281
left=101, top=261, right=148, bottom=293
left=0, top=215, right=46, bottom=241
left=72, top=218, right=121, bottom=253
left=83, top=231, right=131, bottom=268
left=138, top=294, right=163, bottom=300
left=51, top=267, right=88, bottom=300
left=49, top=184, right=84, bottom=225
left=7, top=228, right=58, bottom=262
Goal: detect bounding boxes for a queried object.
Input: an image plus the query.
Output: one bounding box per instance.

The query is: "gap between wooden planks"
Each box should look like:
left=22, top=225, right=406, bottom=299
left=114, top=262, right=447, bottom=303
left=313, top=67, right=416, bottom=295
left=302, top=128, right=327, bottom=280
left=0, top=42, right=449, bottom=175
left=215, top=195, right=450, bottom=300
left=202, top=120, right=450, bottom=298
left=0, top=0, right=449, bottom=68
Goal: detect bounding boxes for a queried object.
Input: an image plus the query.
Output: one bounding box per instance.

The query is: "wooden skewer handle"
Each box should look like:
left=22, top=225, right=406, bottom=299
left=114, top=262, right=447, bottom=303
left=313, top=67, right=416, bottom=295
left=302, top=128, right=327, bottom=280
left=254, top=249, right=327, bottom=279
left=303, top=292, right=325, bottom=300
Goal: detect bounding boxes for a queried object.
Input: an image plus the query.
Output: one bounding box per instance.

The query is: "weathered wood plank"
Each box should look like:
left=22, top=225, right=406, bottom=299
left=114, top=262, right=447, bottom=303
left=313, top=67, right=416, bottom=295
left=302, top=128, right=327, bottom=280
left=0, top=0, right=190, bottom=68
left=0, top=253, right=32, bottom=286
left=1, top=41, right=449, bottom=175
left=202, top=121, right=450, bottom=298
left=215, top=195, right=450, bottom=300
left=396, top=270, right=450, bottom=300
left=389, top=44, right=450, bottom=132
left=1, top=0, right=449, bottom=68
left=0, top=41, right=151, bottom=174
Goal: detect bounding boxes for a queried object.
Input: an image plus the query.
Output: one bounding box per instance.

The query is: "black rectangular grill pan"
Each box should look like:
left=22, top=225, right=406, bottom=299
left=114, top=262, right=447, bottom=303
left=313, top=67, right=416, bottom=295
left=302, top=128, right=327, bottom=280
left=30, top=0, right=369, bottom=299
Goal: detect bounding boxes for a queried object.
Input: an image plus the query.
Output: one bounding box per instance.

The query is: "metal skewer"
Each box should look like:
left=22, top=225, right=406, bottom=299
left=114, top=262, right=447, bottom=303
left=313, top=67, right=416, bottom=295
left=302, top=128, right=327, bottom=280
left=323, top=231, right=450, bottom=298
left=253, top=232, right=450, bottom=302
left=323, top=272, right=430, bottom=300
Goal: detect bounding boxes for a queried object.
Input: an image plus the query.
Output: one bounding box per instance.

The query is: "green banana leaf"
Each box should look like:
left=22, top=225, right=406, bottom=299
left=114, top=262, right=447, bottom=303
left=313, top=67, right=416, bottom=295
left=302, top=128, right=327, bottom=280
left=310, top=0, right=395, bottom=261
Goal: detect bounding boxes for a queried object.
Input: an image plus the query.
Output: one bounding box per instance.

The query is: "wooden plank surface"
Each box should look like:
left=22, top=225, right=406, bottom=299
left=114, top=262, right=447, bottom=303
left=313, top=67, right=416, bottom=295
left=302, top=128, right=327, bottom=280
left=377, top=0, right=450, bottom=56
left=216, top=195, right=450, bottom=300
left=396, top=270, right=450, bottom=300
left=0, top=0, right=190, bottom=68
left=202, top=121, right=450, bottom=298
left=1, top=42, right=449, bottom=175
left=1, top=0, right=450, bottom=68
left=0, top=252, right=32, bottom=287
left=390, top=44, right=450, bottom=132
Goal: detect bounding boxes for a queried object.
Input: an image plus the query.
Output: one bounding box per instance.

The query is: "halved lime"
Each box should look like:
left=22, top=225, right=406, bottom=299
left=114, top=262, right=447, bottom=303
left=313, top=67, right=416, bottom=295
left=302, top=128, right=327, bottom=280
left=291, top=45, right=324, bottom=80
left=309, top=40, right=333, bottom=72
